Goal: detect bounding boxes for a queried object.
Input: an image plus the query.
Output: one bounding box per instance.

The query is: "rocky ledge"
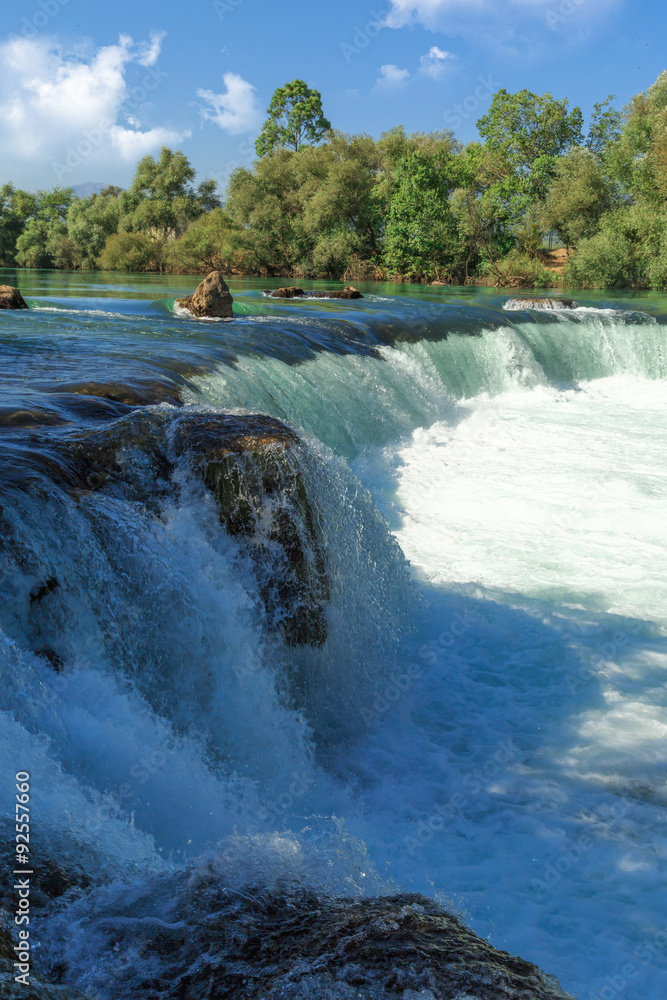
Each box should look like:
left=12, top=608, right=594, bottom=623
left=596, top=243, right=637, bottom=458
left=34, top=887, right=578, bottom=1000
left=0, top=285, right=29, bottom=310
left=176, top=271, right=234, bottom=318
left=504, top=297, right=579, bottom=311
left=267, top=285, right=364, bottom=299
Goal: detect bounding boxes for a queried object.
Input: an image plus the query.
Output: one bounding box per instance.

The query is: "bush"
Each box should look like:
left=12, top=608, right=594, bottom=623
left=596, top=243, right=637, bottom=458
left=98, top=232, right=158, bottom=272
left=482, top=251, right=557, bottom=288
left=566, top=204, right=667, bottom=289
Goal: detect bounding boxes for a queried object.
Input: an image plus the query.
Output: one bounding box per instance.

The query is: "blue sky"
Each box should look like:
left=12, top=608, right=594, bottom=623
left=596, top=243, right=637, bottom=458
left=1, top=0, right=665, bottom=193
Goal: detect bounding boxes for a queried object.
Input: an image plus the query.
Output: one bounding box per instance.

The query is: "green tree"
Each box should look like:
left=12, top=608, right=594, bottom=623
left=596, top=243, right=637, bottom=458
left=164, top=208, right=244, bottom=273
left=476, top=89, right=584, bottom=231
left=67, top=190, right=122, bottom=269
left=540, top=147, right=615, bottom=248
left=255, top=80, right=331, bottom=156
left=98, top=232, right=157, bottom=271
left=384, top=151, right=463, bottom=281
left=119, top=147, right=219, bottom=267
left=0, top=184, right=36, bottom=265
left=14, top=188, right=74, bottom=268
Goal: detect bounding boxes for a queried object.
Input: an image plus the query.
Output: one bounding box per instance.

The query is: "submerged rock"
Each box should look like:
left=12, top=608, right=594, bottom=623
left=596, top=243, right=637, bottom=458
left=176, top=271, right=234, bottom=318
left=0, top=285, right=28, bottom=310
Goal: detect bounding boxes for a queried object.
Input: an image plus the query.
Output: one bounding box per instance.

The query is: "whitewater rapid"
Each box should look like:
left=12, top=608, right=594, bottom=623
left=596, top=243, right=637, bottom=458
left=2, top=284, right=667, bottom=999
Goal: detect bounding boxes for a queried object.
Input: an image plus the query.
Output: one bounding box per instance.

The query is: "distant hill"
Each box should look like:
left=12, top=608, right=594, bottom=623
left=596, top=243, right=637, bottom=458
left=72, top=182, right=115, bottom=198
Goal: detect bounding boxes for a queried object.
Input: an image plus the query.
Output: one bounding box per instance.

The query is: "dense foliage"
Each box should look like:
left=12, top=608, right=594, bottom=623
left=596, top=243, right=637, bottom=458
left=3, top=74, right=667, bottom=288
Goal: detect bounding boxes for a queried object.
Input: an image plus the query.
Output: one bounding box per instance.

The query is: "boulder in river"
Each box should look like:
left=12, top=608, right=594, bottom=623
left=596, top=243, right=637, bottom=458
left=173, top=413, right=329, bottom=647
left=505, top=297, right=579, bottom=311
left=268, top=286, right=364, bottom=300
left=267, top=286, right=305, bottom=298
left=62, top=410, right=329, bottom=647
left=176, top=271, right=233, bottom=318
left=0, top=285, right=28, bottom=310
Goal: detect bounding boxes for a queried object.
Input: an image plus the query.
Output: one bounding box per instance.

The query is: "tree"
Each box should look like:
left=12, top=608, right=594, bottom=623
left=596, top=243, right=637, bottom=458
left=540, top=147, right=615, bottom=248
left=98, top=232, right=157, bottom=271
left=0, top=184, right=36, bottom=265
left=164, top=208, right=244, bottom=273
left=67, top=192, right=122, bottom=269
left=255, top=80, right=331, bottom=156
left=384, top=151, right=463, bottom=281
left=586, top=95, right=623, bottom=160
left=14, top=188, right=74, bottom=268
left=476, top=90, right=584, bottom=225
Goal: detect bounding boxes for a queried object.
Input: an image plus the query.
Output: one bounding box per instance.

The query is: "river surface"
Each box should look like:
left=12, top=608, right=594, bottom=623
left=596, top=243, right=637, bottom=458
left=1, top=269, right=667, bottom=999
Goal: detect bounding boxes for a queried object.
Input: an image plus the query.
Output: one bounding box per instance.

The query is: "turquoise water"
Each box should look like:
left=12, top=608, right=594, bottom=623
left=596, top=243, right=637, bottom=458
left=1, top=269, right=667, bottom=999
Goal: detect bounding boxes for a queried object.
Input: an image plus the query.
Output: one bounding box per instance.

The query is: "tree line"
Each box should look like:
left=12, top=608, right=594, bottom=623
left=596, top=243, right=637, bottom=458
left=2, top=73, right=667, bottom=289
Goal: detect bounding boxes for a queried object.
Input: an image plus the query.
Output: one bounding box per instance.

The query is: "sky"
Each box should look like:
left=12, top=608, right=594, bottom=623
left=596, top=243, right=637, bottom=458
left=1, top=0, right=665, bottom=193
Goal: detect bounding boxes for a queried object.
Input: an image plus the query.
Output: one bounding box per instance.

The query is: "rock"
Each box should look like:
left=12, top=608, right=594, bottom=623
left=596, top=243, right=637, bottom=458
left=267, top=286, right=305, bottom=298
left=69, top=885, right=578, bottom=1000
left=430, top=280, right=448, bottom=286
left=505, top=297, right=579, bottom=311
left=176, top=271, right=233, bottom=318
left=30, top=577, right=60, bottom=605
left=172, top=413, right=329, bottom=647
left=268, top=286, right=364, bottom=300
left=61, top=411, right=329, bottom=647
left=0, top=285, right=28, bottom=310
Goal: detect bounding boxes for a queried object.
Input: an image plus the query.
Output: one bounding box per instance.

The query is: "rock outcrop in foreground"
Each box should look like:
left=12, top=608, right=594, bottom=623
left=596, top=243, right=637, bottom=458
left=62, top=411, right=329, bottom=647
left=0, top=285, right=28, bottom=310
left=35, top=887, right=577, bottom=1000
left=176, top=271, right=234, bottom=318
left=268, top=286, right=364, bottom=299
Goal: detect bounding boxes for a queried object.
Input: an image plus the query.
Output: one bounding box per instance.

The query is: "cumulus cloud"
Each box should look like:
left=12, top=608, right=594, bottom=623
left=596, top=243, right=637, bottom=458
left=0, top=33, right=190, bottom=180
left=197, top=73, right=262, bottom=135
left=418, top=45, right=454, bottom=79
left=375, top=64, right=412, bottom=91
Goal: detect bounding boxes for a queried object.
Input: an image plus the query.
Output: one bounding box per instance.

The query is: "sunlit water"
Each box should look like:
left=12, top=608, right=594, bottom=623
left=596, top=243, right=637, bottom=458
left=1, top=269, right=666, bottom=999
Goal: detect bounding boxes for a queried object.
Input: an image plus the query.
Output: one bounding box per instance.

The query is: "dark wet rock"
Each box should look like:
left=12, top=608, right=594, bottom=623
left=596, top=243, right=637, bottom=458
left=37, top=648, right=65, bottom=672
left=30, top=577, right=59, bottom=605
left=172, top=414, right=329, bottom=646
left=176, top=271, right=234, bottom=319
left=1, top=917, right=91, bottom=999
left=266, top=286, right=306, bottom=298
left=0, top=408, right=67, bottom=429
left=505, top=297, right=579, bottom=310
left=47, top=381, right=183, bottom=408
left=61, top=887, right=577, bottom=1000
left=0, top=285, right=28, bottom=310
left=268, top=286, right=364, bottom=300
left=57, top=411, right=329, bottom=646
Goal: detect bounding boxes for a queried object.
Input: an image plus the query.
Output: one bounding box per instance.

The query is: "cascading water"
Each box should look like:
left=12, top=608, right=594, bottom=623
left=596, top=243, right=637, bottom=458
left=1, top=272, right=666, bottom=999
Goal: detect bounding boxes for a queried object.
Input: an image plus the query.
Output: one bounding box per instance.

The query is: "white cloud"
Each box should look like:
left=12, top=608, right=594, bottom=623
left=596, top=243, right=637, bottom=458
left=375, top=64, right=412, bottom=91
left=136, top=30, right=166, bottom=68
left=0, top=33, right=190, bottom=180
left=384, top=0, right=617, bottom=47
left=197, top=73, right=262, bottom=135
left=418, top=45, right=454, bottom=80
